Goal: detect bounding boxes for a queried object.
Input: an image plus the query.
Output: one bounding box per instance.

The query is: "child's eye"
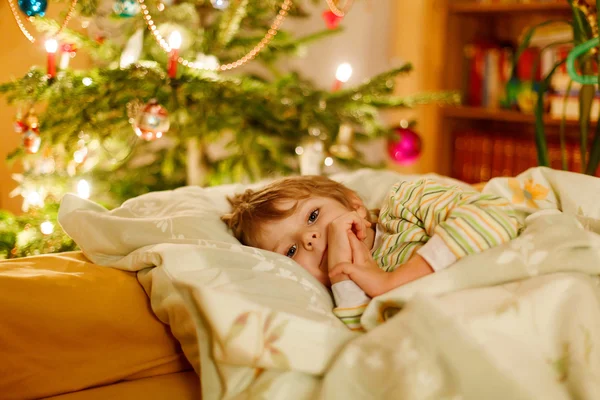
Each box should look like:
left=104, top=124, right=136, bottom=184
left=308, top=208, right=319, bottom=224
left=286, top=244, right=297, bottom=258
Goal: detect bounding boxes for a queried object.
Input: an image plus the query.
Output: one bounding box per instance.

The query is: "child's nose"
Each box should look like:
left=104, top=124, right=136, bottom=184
left=302, top=231, right=320, bottom=250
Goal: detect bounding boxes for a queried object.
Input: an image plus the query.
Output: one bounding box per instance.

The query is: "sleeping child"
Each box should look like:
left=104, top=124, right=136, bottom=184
left=221, top=175, right=523, bottom=330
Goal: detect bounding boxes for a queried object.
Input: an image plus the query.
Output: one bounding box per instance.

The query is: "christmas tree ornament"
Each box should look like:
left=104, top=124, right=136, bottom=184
left=299, top=126, right=326, bottom=176
left=59, top=43, right=77, bottom=70
left=128, top=99, right=170, bottom=141
left=14, top=110, right=27, bottom=134
left=18, top=0, right=47, bottom=17
left=329, top=123, right=356, bottom=159
left=24, top=109, right=39, bottom=131
left=73, top=139, right=88, bottom=164
left=387, top=125, right=422, bottom=165
left=210, top=0, right=229, bottom=10
left=322, top=10, right=342, bottom=30
left=119, top=29, right=144, bottom=68
left=22, top=130, right=42, bottom=154
left=113, top=0, right=140, bottom=18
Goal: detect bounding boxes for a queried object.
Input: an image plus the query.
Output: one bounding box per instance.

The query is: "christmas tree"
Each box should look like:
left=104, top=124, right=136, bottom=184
left=0, top=0, right=458, bottom=258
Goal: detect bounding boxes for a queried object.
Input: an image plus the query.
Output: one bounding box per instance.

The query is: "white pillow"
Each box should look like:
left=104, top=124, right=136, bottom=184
left=58, top=169, right=470, bottom=266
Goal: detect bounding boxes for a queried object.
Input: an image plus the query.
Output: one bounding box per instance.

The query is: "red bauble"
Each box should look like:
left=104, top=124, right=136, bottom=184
left=131, top=99, right=170, bottom=141
left=387, top=127, right=422, bottom=165
left=322, top=10, right=343, bottom=29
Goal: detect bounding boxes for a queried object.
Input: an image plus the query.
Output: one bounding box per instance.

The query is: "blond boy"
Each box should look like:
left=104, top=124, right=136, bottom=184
left=222, top=176, right=521, bottom=330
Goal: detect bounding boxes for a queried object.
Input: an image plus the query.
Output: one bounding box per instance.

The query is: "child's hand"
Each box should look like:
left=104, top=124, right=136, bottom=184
left=329, top=231, right=391, bottom=297
left=327, top=211, right=371, bottom=271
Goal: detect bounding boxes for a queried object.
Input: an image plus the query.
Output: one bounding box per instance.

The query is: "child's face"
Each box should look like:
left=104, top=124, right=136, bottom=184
left=254, top=196, right=358, bottom=286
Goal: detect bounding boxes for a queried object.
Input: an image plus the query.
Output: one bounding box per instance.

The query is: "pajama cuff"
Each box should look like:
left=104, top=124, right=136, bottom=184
left=417, top=234, right=457, bottom=272
left=331, top=280, right=371, bottom=308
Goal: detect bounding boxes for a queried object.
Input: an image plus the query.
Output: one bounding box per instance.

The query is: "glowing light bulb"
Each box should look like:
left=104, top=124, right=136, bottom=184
left=26, top=191, right=42, bottom=207
left=82, top=77, right=93, bottom=86
left=335, top=63, right=353, bottom=83
left=40, top=221, right=54, bottom=235
left=295, top=146, right=304, bottom=155
left=168, top=31, right=182, bottom=50
left=77, top=179, right=91, bottom=199
left=44, top=39, right=58, bottom=53
left=324, top=156, right=334, bottom=167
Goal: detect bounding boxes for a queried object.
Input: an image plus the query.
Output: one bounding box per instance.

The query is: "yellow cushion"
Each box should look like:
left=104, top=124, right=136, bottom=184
left=0, top=252, right=192, bottom=400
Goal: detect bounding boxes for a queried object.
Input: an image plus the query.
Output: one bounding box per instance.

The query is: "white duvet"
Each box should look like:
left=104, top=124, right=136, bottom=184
left=58, top=167, right=600, bottom=399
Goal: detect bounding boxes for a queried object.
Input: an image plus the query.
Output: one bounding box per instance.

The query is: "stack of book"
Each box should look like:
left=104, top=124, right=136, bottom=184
left=452, top=130, right=598, bottom=183
left=461, top=22, right=599, bottom=117
left=473, top=0, right=563, bottom=4
left=463, top=41, right=514, bottom=109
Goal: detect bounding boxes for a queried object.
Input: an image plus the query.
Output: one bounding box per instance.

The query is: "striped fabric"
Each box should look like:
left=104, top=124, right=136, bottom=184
left=332, top=303, right=368, bottom=332
left=332, top=178, right=522, bottom=330
left=372, top=179, right=522, bottom=272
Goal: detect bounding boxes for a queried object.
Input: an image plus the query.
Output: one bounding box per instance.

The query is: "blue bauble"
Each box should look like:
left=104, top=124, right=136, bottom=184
left=210, top=0, right=230, bottom=10
left=113, top=0, right=140, bottom=18
left=18, top=0, right=47, bottom=17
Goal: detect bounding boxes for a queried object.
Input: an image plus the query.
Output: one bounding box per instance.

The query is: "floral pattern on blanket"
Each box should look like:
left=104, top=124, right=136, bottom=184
left=507, top=178, right=550, bottom=208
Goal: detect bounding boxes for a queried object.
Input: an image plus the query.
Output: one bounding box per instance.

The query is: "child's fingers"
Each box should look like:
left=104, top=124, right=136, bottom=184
left=351, top=213, right=370, bottom=240
left=348, top=231, right=370, bottom=264
left=329, top=262, right=353, bottom=279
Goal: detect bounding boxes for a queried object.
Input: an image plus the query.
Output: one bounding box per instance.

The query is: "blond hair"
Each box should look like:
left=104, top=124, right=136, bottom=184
left=221, top=175, right=358, bottom=247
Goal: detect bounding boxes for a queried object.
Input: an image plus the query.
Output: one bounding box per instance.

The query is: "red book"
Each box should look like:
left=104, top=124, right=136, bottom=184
left=517, top=47, right=542, bottom=81
left=467, top=42, right=495, bottom=106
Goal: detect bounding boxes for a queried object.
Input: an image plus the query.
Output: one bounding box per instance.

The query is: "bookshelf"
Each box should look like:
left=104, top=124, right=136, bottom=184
left=449, top=2, right=571, bottom=14
left=422, top=0, right=580, bottom=181
left=442, top=105, right=581, bottom=126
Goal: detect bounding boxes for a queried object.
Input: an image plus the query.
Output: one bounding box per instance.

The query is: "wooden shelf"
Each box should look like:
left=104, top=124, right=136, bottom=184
left=441, top=105, right=582, bottom=126
left=449, top=2, right=571, bottom=14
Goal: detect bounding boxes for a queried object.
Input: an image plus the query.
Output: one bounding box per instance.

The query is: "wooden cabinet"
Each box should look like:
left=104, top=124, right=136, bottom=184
left=390, top=1, right=578, bottom=180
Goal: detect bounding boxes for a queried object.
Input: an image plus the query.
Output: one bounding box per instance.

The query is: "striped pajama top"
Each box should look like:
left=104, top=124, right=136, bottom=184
left=333, top=178, right=522, bottom=330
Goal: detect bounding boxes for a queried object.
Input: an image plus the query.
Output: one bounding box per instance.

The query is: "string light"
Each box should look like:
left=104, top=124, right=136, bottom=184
left=77, top=179, right=90, bottom=199
left=335, top=63, right=353, bottom=83
left=25, top=191, right=42, bottom=208
left=137, top=0, right=292, bottom=71
left=7, top=0, right=78, bottom=44
left=326, top=0, right=353, bottom=17
left=324, top=156, right=334, bottom=166
left=82, top=77, right=93, bottom=86
left=40, top=221, right=54, bottom=235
